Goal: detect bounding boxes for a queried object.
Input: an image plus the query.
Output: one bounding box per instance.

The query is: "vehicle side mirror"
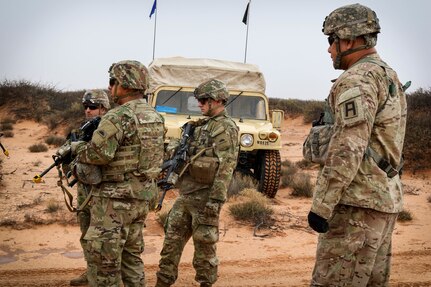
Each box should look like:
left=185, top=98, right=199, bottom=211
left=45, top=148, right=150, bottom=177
left=270, top=109, right=284, bottom=130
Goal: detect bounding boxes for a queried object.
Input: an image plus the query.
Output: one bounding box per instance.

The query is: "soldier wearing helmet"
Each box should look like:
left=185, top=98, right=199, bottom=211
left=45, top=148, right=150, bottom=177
left=307, top=4, right=408, bottom=286
left=72, top=60, right=165, bottom=286
left=82, top=89, right=110, bottom=119
left=156, top=79, right=239, bottom=287
left=66, top=89, right=111, bottom=286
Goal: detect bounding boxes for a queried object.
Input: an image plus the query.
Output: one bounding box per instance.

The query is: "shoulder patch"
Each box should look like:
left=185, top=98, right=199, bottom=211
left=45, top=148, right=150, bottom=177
left=336, top=87, right=365, bottom=126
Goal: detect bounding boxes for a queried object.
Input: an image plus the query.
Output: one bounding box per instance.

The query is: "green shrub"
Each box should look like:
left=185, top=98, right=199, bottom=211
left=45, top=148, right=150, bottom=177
left=228, top=188, right=274, bottom=227
left=29, top=143, right=48, bottom=153
left=290, top=173, right=313, bottom=197
left=45, top=135, right=66, bottom=147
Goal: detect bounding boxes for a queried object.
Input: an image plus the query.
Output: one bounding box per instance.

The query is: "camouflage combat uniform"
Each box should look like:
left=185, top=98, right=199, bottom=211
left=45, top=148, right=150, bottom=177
left=157, top=110, right=239, bottom=286
left=75, top=99, right=164, bottom=287
left=309, top=5, right=408, bottom=286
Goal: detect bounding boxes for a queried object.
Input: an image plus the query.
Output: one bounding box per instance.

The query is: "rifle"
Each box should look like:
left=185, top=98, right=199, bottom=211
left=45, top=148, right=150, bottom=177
left=33, top=116, right=101, bottom=184
left=156, top=122, right=195, bottom=211
left=0, top=133, right=9, bottom=157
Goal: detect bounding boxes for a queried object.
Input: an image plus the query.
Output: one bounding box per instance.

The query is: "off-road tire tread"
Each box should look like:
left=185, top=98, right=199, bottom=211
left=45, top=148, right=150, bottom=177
left=259, top=150, right=281, bottom=198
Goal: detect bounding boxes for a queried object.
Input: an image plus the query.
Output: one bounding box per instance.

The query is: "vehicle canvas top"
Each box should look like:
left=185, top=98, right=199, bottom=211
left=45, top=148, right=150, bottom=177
left=148, top=57, right=266, bottom=94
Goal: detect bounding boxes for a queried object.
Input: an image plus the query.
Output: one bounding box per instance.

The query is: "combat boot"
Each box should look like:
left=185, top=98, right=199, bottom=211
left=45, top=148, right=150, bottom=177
left=69, top=271, right=88, bottom=286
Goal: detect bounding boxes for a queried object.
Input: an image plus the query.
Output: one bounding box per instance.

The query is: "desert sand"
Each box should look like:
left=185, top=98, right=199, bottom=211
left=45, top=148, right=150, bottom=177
left=0, top=117, right=430, bottom=286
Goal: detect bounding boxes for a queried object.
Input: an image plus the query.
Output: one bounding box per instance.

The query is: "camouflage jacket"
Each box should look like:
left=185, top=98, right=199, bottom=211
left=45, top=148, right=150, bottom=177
left=311, top=53, right=407, bottom=219
left=178, top=110, right=239, bottom=202
left=76, top=99, right=165, bottom=200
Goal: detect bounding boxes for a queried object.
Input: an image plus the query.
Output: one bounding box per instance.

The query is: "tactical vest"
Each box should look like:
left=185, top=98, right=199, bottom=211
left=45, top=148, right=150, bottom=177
left=185, top=119, right=219, bottom=185
left=303, top=57, right=408, bottom=178
left=101, top=102, right=164, bottom=182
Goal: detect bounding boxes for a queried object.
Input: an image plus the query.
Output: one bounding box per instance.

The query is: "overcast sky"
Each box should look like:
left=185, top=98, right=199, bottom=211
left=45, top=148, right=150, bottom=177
left=0, top=0, right=429, bottom=100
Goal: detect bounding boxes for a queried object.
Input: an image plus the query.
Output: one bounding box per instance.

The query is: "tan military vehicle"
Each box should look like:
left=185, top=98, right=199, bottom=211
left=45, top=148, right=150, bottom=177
left=148, top=57, right=284, bottom=198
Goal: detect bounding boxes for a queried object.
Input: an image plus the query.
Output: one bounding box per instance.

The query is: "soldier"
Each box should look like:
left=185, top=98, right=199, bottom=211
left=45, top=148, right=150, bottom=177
left=307, top=4, right=407, bottom=286
left=71, top=60, right=165, bottom=286
left=155, top=79, right=239, bottom=287
left=69, top=90, right=110, bottom=286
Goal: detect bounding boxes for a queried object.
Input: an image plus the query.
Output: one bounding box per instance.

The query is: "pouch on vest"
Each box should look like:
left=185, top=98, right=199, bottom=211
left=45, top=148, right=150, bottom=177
left=188, top=156, right=219, bottom=184
left=303, top=124, right=333, bottom=165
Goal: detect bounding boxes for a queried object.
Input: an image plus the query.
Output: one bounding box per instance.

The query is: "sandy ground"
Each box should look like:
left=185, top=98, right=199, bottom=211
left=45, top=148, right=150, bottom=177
left=0, top=117, right=430, bottom=286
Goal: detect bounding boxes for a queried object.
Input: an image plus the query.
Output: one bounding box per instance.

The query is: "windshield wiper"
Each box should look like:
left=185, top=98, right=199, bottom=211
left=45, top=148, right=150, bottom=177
left=225, top=91, right=243, bottom=108
left=161, top=87, right=183, bottom=105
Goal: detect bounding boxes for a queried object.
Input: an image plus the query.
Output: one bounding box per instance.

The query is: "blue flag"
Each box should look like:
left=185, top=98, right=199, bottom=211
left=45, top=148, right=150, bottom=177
left=149, top=0, right=157, bottom=18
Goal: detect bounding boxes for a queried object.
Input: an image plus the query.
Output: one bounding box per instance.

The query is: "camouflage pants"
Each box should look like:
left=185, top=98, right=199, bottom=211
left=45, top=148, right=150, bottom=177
left=84, top=196, right=149, bottom=287
left=157, top=190, right=221, bottom=285
left=311, top=204, right=398, bottom=287
left=77, top=184, right=91, bottom=262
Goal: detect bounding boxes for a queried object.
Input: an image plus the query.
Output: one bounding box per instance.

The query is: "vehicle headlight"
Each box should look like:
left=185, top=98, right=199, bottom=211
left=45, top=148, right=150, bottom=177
left=240, top=133, right=254, bottom=147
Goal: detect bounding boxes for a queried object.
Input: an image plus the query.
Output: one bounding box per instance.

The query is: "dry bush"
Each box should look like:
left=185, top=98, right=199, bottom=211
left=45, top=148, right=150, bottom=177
left=2, top=131, right=14, bottom=137
left=290, top=173, right=314, bottom=197
left=0, top=122, right=13, bottom=131
left=29, top=143, right=48, bottom=153
left=228, top=188, right=274, bottom=227
left=45, top=135, right=66, bottom=147
left=280, top=160, right=298, bottom=189
left=427, top=195, right=431, bottom=203
left=46, top=199, right=61, bottom=213
left=227, top=172, right=257, bottom=198
left=0, top=218, right=17, bottom=227
left=402, top=88, right=431, bottom=171
left=1, top=117, right=16, bottom=124
left=296, top=158, right=317, bottom=169
left=397, top=209, right=413, bottom=222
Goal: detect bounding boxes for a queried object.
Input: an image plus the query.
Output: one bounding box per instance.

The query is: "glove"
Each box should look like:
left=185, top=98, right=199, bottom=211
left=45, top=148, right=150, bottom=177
left=308, top=211, right=329, bottom=233
left=70, top=141, right=86, bottom=156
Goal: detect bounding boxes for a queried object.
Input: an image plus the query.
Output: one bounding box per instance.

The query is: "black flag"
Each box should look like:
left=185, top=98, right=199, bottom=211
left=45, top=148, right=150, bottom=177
left=242, top=2, right=249, bottom=25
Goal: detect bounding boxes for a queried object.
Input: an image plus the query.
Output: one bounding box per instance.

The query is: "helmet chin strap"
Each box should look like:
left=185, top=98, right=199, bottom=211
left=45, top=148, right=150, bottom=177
left=333, top=37, right=370, bottom=69
left=112, top=85, right=141, bottom=104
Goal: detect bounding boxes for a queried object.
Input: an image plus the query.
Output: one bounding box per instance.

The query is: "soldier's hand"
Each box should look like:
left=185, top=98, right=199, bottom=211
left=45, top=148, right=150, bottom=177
left=70, top=141, right=86, bottom=156
left=308, top=211, right=329, bottom=233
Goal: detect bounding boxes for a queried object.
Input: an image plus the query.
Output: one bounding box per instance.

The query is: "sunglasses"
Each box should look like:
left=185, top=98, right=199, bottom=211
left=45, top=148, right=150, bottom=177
left=109, top=78, right=117, bottom=87
left=197, top=98, right=209, bottom=105
left=84, top=105, right=99, bottom=110
left=328, top=34, right=337, bottom=46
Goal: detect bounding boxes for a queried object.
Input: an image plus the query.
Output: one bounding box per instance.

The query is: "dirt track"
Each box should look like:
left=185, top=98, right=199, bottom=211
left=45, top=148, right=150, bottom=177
left=1, top=249, right=431, bottom=286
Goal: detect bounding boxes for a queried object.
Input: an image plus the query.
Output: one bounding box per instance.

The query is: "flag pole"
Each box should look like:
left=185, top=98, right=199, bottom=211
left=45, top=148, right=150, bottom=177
left=152, top=3, right=158, bottom=60
left=243, top=0, right=251, bottom=63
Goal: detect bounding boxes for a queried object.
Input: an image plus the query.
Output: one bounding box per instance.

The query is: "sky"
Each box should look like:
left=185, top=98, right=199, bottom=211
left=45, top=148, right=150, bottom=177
left=0, top=0, right=430, bottom=100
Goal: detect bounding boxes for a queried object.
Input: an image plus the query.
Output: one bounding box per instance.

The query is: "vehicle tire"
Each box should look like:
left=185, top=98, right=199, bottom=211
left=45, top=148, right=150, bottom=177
left=257, top=150, right=281, bottom=198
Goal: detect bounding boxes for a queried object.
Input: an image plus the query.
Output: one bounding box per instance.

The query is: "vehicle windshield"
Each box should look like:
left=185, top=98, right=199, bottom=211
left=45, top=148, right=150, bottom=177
left=155, top=90, right=266, bottom=120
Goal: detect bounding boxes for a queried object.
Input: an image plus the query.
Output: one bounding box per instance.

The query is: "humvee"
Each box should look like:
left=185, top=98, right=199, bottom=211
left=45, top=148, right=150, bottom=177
left=147, top=57, right=284, bottom=198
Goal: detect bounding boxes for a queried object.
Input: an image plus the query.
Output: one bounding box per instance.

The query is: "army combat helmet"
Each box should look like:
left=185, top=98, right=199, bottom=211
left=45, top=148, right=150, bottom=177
left=109, top=60, right=149, bottom=103
left=323, top=3, right=380, bottom=69
left=82, top=89, right=110, bottom=110
left=194, top=78, right=229, bottom=102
